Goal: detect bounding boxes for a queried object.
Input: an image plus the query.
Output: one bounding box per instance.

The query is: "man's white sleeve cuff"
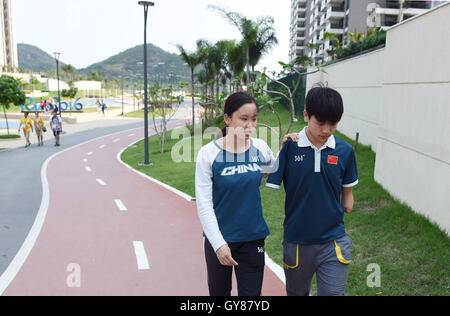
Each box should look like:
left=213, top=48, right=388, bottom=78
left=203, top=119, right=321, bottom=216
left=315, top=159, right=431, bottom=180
left=343, top=180, right=359, bottom=188
left=266, top=183, right=281, bottom=190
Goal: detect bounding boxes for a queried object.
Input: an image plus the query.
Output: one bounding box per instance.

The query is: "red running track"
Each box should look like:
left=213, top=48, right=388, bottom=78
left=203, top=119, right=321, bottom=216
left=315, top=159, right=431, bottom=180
left=3, top=122, right=286, bottom=296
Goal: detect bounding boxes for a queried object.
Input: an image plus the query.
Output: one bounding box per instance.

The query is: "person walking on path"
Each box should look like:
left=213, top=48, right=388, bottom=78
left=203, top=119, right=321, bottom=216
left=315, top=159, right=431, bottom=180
left=49, top=111, right=63, bottom=147
left=195, top=92, right=294, bottom=296
left=266, top=84, right=359, bottom=296
left=17, top=112, right=34, bottom=148
left=95, top=98, right=102, bottom=115
left=33, top=111, right=45, bottom=147
left=101, top=99, right=107, bottom=117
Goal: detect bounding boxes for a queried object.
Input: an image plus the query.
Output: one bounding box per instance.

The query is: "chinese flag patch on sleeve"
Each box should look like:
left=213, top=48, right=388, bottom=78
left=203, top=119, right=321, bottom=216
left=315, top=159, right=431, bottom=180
left=328, top=155, right=339, bottom=165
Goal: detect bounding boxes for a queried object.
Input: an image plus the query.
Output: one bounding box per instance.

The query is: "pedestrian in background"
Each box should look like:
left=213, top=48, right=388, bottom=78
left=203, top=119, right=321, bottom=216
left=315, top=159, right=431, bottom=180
left=49, top=110, right=63, bottom=147
left=101, top=99, right=107, bottom=116
left=33, top=111, right=45, bottom=147
left=18, top=111, right=34, bottom=148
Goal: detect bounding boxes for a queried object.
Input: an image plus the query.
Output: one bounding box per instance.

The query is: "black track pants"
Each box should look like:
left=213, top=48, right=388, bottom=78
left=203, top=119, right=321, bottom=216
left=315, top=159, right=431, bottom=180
left=204, top=238, right=266, bottom=296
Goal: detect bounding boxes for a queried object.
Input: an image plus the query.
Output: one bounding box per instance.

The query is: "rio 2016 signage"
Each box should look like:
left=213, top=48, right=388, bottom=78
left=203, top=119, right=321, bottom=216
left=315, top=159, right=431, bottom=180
left=20, top=97, right=84, bottom=112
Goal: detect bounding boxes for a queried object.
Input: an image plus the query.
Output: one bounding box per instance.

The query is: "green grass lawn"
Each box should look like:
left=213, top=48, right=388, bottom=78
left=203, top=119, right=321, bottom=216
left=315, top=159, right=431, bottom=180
left=0, top=134, right=20, bottom=139
left=121, top=104, right=450, bottom=296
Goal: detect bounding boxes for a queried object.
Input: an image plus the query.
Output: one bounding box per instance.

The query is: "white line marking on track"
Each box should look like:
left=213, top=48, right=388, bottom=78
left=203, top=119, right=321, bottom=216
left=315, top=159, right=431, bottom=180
left=83, top=159, right=88, bottom=163
left=96, top=178, right=107, bottom=186
left=114, top=199, right=127, bottom=212
left=133, top=241, right=150, bottom=270
left=99, top=145, right=106, bottom=149
left=87, top=152, right=93, bottom=156
left=265, top=253, right=286, bottom=284
left=128, top=134, right=135, bottom=137
left=85, top=166, right=92, bottom=172
left=113, top=138, right=120, bottom=143
left=117, top=144, right=195, bottom=202
left=116, top=132, right=286, bottom=284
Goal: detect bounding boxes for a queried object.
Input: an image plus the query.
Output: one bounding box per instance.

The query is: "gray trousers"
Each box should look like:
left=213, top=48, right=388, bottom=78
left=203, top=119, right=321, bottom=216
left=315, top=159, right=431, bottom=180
left=283, top=236, right=353, bottom=296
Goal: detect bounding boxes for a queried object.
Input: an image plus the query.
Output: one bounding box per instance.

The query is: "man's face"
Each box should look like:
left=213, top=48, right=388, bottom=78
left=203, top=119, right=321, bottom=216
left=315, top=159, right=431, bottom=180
left=303, top=111, right=338, bottom=145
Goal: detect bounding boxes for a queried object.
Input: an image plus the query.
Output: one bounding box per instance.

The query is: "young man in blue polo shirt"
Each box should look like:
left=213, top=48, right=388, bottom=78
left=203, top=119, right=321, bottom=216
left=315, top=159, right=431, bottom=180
left=267, top=84, right=358, bottom=296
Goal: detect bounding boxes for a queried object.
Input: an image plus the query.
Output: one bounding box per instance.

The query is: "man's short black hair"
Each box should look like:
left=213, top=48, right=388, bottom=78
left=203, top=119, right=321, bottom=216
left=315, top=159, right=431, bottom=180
left=305, top=83, right=344, bottom=124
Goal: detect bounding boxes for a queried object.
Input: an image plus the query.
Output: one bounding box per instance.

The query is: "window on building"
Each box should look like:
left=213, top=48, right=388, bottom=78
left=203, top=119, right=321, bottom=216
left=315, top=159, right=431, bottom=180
left=383, top=14, right=398, bottom=26
left=404, top=1, right=431, bottom=9
left=386, top=0, right=400, bottom=9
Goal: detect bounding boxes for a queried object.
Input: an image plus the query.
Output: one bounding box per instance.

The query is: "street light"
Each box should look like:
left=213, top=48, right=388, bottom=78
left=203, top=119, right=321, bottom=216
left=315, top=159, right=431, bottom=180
left=118, top=75, right=124, bottom=116
left=53, top=52, right=62, bottom=117
left=138, top=1, right=155, bottom=166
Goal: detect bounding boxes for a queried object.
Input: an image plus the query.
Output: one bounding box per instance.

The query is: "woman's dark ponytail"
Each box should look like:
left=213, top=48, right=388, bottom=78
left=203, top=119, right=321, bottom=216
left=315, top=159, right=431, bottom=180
left=221, top=126, right=228, bottom=138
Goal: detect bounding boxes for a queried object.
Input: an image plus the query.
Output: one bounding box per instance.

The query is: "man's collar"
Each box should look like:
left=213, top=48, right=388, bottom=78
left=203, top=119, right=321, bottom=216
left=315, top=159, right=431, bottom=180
left=298, top=127, right=336, bottom=150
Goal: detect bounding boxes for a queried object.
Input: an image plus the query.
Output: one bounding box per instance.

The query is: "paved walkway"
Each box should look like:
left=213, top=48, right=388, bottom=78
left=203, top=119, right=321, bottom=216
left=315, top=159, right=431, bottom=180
left=0, top=106, right=286, bottom=296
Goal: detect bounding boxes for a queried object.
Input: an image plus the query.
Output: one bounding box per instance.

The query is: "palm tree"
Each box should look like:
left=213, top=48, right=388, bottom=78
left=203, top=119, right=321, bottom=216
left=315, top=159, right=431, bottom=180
left=345, top=31, right=365, bottom=43
left=248, top=16, right=278, bottom=76
left=225, top=40, right=246, bottom=92
left=209, top=6, right=278, bottom=91
left=196, top=39, right=215, bottom=100
left=176, top=44, right=201, bottom=130
left=324, top=32, right=342, bottom=61
left=210, top=40, right=230, bottom=102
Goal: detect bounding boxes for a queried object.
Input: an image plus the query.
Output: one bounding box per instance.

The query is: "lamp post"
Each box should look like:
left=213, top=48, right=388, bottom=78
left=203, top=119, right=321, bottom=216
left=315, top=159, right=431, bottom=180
left=138, top=1, right=155, bottom=166
left=118, top=76, right=124, bottom=116
left=53, top=52, right=62, bottom=117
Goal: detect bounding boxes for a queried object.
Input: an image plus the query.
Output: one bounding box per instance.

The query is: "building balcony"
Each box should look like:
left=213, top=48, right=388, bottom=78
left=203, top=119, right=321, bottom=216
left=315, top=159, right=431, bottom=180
left=328, top=27, right=344, bottom=34
left=330, top=9, right=345, bottom=18
left=317, top=7, right=327, bottom=17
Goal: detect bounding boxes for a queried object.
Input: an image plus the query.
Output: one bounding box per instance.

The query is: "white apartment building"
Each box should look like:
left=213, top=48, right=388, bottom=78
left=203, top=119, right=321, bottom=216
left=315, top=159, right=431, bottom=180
left=0, top=0, right=18, bottom=70
left=289, top=0, right=448, bottom=65
left=367, top=0, right=448, bottom=28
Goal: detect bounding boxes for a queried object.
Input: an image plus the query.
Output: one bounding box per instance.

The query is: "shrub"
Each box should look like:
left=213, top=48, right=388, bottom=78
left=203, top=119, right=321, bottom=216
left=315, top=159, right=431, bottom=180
left=336, top=29, right=386, bottom=60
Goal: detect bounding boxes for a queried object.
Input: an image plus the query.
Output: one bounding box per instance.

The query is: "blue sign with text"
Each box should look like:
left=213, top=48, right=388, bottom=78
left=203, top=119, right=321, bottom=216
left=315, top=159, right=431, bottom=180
left=21, top=97, right=84, bottom=112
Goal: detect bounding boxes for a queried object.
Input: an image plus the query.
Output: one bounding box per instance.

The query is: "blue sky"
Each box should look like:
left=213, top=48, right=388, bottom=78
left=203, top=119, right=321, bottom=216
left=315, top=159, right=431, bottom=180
left=14, top=0, right=290, bottom=72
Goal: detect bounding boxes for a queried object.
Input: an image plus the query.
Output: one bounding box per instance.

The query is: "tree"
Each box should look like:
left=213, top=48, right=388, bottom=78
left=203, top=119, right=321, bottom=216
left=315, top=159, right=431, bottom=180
left=176, top=44, right=201, bottom=131
left=225, top=40, right=246, bottom=92
left=196, top=39, right=217, bottom=101
left=62, top=81, right=79, bottom=99
left=248, top=16, right=278, bottom=75
left=324, top=32, right=342, bottom=61
left=209, top=6, right=278, bottom=91
left=61, top=64, right=76, bottom=81
left=345, top=31, right=365, bottom=44
left=250, top=58, right=323, bottom=148
left=148, top=83, right=181, bottom=154
left=88, top=71, right=101, bottom=81
left=0, top=75, right=27, bottom=135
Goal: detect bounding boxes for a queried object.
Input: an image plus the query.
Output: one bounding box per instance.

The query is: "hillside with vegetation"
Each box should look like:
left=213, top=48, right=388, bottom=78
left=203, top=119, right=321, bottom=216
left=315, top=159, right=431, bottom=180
left=77, top=43, right=189, bottom=83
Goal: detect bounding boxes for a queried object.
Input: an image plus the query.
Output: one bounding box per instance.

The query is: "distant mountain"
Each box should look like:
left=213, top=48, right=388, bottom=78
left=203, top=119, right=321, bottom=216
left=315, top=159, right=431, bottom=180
left=17, top=42, right=190, bottom=85
left=17, top=43, right=65, bottom=72
left=78, top=43, right=190, bottom=84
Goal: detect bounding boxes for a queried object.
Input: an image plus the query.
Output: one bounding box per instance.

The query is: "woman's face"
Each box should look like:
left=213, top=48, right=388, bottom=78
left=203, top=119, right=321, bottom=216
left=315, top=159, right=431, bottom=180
left=224, top=102, right=258, bottom=140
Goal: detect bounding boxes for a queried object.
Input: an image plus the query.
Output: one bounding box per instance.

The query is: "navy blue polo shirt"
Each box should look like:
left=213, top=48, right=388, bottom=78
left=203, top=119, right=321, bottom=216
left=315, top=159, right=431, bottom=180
left=196, top=138, right=276, bottom=251
left=266, top=127, right=359, bottom=244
